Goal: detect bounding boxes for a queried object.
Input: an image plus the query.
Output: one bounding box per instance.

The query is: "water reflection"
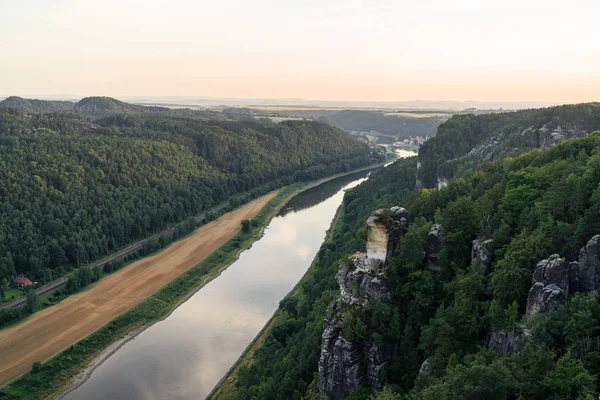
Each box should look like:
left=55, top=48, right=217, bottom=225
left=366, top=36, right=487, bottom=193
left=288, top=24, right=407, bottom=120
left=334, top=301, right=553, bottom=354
left=277, top=168, right=379, bottom=217
left=63, top=171, right=371, bottom=400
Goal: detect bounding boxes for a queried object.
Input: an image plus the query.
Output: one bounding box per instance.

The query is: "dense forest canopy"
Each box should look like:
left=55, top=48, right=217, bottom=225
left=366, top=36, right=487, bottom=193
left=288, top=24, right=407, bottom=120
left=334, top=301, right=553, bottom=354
left=225, top=128, right=600, bottom=399
left=0, top=105, right=379, bottom=285
left=417, top=102, right=600, bottom=188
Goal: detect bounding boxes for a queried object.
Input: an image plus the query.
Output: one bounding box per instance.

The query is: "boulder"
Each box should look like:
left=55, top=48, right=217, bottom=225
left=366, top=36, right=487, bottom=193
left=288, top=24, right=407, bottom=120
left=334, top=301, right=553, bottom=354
left=472, top=239, right=494, bottom=275
left=526, top=255, right=568, bottom=316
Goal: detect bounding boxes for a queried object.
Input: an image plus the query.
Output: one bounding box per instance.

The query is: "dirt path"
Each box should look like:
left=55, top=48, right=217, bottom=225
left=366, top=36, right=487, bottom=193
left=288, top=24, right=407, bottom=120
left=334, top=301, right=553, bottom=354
left=0, top=193, right=276, bottom=386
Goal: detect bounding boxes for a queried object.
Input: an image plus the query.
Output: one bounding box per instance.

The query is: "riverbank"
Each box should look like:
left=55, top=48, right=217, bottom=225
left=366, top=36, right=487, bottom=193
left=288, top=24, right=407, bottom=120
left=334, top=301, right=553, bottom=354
left=1, top=164, right=386, bottom=400
left=208, top=204, right=345, bottom=399
left=0, top=192, right=282, bottom=400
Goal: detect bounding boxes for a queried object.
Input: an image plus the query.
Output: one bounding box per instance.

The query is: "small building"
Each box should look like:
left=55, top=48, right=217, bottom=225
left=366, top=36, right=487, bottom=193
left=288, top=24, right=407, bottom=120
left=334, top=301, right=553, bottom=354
left=15, top=276, right=33, bottom=289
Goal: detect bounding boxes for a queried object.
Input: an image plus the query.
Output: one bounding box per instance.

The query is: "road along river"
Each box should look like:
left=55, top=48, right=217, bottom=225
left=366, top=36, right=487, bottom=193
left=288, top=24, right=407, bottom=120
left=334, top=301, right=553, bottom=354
left=61, top=168, right=376, bottom=400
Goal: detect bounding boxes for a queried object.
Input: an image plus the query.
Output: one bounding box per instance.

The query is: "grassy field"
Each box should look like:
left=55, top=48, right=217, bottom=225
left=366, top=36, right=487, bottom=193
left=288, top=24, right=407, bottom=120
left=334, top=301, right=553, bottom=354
left=1, top=289, right=23, bottom=303
left=250, top=106, right=343, bottom=111
left=382, top=111, right=452, bottom=118
left=266, top=116, right=304, bottom=123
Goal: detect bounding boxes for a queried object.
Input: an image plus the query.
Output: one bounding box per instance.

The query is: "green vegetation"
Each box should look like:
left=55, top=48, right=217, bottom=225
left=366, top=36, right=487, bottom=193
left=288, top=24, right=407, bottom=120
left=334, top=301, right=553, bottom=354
left=0, top=96, right=74, bottom=113
left=0, top=106, right=379, bottom=291
left=218, top=131, right=600, bottom=399
left=0, top=186, right=298, bottom=400
left=417, top=102, right=600, bottom=188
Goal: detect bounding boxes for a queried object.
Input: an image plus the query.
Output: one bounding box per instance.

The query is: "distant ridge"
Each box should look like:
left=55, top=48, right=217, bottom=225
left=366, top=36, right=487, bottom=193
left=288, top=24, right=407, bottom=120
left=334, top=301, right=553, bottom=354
left=0, top=95, right=225, bottom=119
left=0, top=96, right=74, bottom=113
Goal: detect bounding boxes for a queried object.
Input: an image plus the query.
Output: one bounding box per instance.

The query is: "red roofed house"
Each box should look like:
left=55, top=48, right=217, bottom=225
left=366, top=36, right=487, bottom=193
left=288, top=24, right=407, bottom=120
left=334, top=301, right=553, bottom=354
left=15, top=276, right=33, bottom=289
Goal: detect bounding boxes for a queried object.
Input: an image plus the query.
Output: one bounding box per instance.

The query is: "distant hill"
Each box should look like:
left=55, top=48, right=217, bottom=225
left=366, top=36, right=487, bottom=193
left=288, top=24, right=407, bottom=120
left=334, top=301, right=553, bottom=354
left=0, top=95, right=227, bottom=120
left=0, top=96, right=74, bottom=113
left=73, top=96, right=148, bottom=114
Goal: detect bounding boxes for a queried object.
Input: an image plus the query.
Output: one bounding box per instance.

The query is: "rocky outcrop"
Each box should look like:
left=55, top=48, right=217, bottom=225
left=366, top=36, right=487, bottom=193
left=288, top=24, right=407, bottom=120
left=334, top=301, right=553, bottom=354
left=318, top=316, right=394, bottom=400
left=426, top=224, right=443, bottom=272
left=418, top=359, right=430, bottom=376
left=521, top=124, right=588, bottom=149
left=526, top=255, right=569, bottom=316
left=466, top=132, right=508, bottom=162
left=472, top=239, right=494, bottom=275
left=337, top=253, right=390, bottom=306
left=574, top=235, right=600, bottom=293
left=318, top=207, right=409, bottom=400
left=488, top=330, right=519, bottom=355
left=366, top=207, right=408, bottom=262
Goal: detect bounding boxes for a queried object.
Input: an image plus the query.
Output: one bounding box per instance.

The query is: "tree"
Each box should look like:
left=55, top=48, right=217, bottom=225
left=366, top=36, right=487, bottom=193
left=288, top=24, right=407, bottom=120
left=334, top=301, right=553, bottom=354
left=26, top=292, right=40, bottom=313
left=545, top=352, right=595, bottom=400
left=32, top=361, right=42, bottom=373
left=241, top=219, right=252, bottom=233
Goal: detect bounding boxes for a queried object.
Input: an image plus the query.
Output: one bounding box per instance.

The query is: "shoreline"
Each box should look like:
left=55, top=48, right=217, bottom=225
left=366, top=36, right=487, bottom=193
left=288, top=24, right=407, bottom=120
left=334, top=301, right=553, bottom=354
left=207, top=203, right=345, bottom=399
left=51, top=163, right=384, bottom=400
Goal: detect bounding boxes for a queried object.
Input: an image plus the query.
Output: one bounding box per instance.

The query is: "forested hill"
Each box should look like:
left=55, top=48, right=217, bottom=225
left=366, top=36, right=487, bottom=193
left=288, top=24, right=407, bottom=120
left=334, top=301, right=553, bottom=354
left=417, top=102, right=600, bottom=188
left=0, top=96, right=74, bottom=113
left=223, top=131, right=600, bottom=400
left=0, top=96, right=226, bottom=119
left=0, top=108, right=379, bottom=286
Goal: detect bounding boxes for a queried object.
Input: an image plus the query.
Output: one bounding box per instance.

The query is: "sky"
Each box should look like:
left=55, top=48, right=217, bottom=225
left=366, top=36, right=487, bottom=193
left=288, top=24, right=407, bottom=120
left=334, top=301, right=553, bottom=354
left=0, top=0, right=599, bottom=103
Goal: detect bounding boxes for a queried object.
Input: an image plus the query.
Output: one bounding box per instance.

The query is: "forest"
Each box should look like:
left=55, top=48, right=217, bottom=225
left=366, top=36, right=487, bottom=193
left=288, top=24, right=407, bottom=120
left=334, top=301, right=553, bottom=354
left=225, top=130, right=600, bottom=399
left=0, top=105, right=379, bottom=288
left=417, top=102, right=600, bottom=188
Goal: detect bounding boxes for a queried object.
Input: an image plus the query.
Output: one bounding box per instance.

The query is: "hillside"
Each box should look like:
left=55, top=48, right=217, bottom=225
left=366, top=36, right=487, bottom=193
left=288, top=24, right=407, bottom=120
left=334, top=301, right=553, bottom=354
left=0, top=109, right=379, bottom=289
left=222, top=108, right=448, bottom=142
left=417, top=102, right=600, bottom=188
left=0, top=96, right=227, bottom=120
left=324, top=110, right=447, bottom=140
left=219, top=129, right=600, bottom=399
left=0, top=96, right=74, bottom=113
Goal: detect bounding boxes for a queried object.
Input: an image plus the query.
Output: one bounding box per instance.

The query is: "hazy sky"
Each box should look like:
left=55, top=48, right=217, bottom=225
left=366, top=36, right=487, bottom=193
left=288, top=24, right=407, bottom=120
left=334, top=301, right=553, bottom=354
left=1, top=0, right=598, bottom=102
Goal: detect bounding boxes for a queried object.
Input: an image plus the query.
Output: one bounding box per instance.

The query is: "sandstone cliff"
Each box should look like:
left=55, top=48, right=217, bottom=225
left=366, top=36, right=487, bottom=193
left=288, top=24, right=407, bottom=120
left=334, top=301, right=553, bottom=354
left=318, top=207, right=408, bottom=399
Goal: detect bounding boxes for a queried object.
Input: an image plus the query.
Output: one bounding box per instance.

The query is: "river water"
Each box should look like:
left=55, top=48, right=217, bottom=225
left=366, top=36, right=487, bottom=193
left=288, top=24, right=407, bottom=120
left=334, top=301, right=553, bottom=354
left=62, top=168, right=379, bottom=400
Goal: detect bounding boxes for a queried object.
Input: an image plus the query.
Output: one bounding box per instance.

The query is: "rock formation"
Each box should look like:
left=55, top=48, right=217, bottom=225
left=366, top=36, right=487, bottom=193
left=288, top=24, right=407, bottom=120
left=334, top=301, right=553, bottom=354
left=488, top=330, right=519, bottom=355
left=492, top=236, right=600, bottom=354
left=521, top=124, right=588, bottom=149
left=472, top=239, right=494, bottom=275
left=425, top=224, right=443, bottom=272
left=525, top=255, right=569, bottom=316
left=573, top=235, right=600, bottom=293
left=318, top=207, right=408, bottom=400
left=366, top=207, right=409, bottom=262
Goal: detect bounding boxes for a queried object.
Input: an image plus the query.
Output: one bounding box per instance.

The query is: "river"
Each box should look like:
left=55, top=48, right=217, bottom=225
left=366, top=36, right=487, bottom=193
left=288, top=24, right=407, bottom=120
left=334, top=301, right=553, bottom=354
left=62, top=168, right=381, bottom=400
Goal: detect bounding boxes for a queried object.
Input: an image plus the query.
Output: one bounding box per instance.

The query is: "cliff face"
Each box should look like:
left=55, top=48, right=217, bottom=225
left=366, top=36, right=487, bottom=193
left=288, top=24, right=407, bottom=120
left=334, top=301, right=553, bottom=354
left=318, top=207, right=408, bottom=400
